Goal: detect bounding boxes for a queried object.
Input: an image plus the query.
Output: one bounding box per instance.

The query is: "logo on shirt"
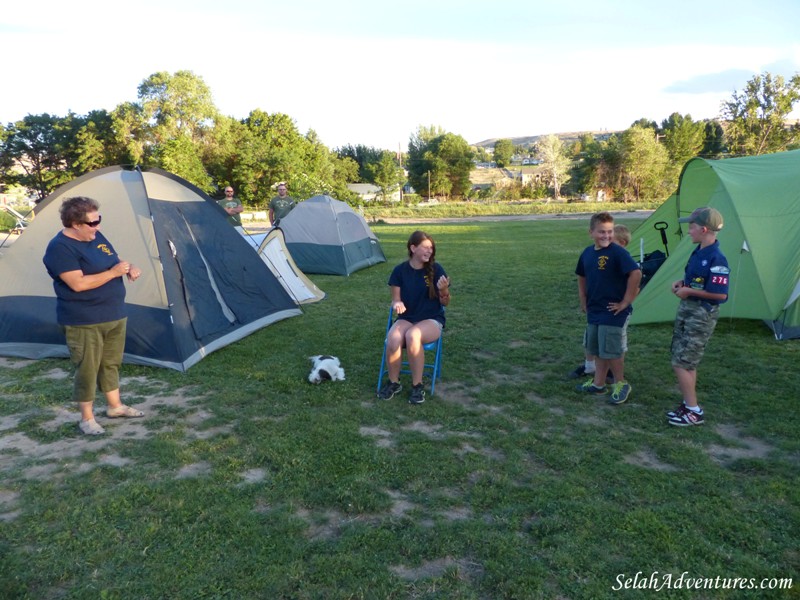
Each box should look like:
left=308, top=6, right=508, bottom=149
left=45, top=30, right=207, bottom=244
left=597, top=255, right=609, bottom=270
left=97, top=243, right=113, bottom=256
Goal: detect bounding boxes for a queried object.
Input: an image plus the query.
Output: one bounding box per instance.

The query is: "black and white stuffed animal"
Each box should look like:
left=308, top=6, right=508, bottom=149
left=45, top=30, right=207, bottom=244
left=308, top=355, right=345, bottom=384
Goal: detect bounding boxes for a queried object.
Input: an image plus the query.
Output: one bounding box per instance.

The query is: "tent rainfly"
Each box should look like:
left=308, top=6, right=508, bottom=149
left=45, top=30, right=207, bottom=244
left=0, top=165, right=302, bottom=370
left=239, top=227, right=326, bottom=305
left=278, top=195, right=386, bottom=275
left=630, top=149, right=800, bottom=339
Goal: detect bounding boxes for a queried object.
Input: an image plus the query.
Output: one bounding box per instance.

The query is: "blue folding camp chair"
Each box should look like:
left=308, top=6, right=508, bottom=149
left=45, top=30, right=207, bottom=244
left=377, top=306, right=444, bottom=396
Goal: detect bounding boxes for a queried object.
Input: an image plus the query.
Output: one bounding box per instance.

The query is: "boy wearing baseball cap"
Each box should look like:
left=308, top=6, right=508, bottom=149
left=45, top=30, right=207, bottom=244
left=666, top=207, right=729, bottom=426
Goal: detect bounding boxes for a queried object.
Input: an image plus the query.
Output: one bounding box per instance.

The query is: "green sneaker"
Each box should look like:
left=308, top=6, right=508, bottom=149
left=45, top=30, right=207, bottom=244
left=607, top=381, right=631, bottom=405
left=575, top=378, right=607, bottom=395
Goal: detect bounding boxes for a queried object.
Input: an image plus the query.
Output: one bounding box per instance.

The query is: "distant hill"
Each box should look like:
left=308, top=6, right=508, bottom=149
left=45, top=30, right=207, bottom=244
left=474, top=130, right=621, bottom=148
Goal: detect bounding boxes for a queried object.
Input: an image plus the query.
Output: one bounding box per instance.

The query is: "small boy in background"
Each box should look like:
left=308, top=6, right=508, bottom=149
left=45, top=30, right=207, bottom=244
left=569, top=224, right=633, bottom=382
left=574, top=214, right=641, bottom=404
left=666, top=207, right=729, bottom=426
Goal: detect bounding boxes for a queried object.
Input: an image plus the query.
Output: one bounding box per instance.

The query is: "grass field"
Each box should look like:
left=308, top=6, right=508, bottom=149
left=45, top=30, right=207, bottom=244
left=1, top=218, right=798, bottom=599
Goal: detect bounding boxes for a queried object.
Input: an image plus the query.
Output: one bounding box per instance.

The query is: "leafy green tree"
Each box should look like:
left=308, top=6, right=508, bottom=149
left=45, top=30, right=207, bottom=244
left=366, top=151, right=405, bottom=201
left=202, top=115, right=247, bottom=193
left=701, top=120, right=726, bottom=157
left=1, top=114, right=73, bottom=200
left=493, top=138, right=514, bottom=168
left=721, top=71, right=800, bottom=155
left=137, top=70, right=218, bottom=144
left=660, top=113, right=706, bottom=166
left=428, top=133, right=473, bottom=198
left=472, top=145, right=491, bottom=162
left=536, top=134, right=571, bottom=199
left=335, top=144, right=384, bottom=182
left=407, top=126, right=471, bottom=199
left=233, top=110, right=307, bottom=206
left=630, top=118, right=658, bottom=131
left=154, top=136, right=213, bottom=192
left=66, top=110, right=124, bottom=174
left=620, top=125, right=670, bottom=201
left=407, top=125, right=445, bottom=198
left=110, top=102, right=149, bottom=165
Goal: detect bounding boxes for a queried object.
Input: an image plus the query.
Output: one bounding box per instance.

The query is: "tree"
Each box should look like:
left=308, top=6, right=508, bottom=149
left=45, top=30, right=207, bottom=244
left=721, top=71, right=800, bottom=155
left=493, top=138, right=514, bottom=168
left=233, top=110, right=307, bottom=206
left=335, top=144, right=384, bottom=182
left=110, top=102, right=149, bottom=165
left=407, top=125, right=445, bottom=198
left=1, top=114, right=73, bottom=200
left=660, top=113, right=706, bottom=166
left=137, top=70, right=218, bottom=144
left=630, top=118, right=658, bottom=131
left=620, top=125, right=670, bottom=201
left=154, top=136, right=213, bottom=192
left=701, top=120, right=726, bottom=157
left=427, top=133, right=473, bottom=199
left=366, top=151, right=405, bottom=201
left=536, top=134, right=571, bottom=199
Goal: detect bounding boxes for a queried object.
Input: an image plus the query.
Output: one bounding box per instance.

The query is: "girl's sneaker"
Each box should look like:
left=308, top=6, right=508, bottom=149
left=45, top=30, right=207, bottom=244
left=377, top=381, right=402, bottom=400
left=408, top=383, right=425, bottom=404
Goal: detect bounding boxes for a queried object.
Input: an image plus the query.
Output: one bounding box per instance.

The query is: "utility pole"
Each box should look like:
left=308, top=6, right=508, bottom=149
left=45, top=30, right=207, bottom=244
left=427, top=170, right=431, bottom=200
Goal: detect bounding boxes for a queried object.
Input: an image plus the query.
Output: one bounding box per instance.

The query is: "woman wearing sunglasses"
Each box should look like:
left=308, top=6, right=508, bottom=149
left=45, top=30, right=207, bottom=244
left=43, top=196, right=144, bottom=435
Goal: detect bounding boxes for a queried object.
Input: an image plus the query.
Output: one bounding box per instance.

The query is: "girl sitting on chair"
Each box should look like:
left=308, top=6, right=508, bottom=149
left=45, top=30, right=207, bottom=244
left=377, top=230, right=451, bottom=404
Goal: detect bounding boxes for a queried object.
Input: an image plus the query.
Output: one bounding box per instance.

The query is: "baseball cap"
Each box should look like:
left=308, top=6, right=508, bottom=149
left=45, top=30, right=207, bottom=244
left=678, top=207, right=723, bottom=231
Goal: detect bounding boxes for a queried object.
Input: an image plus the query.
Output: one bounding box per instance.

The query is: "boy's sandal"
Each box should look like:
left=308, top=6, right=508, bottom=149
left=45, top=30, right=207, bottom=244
left=106, top=405, right=145, bottom=418
left=79, top=419, right=105, bottom=435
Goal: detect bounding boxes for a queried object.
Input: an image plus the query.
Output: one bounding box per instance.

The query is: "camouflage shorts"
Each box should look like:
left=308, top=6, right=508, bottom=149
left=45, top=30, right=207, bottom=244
left=671, top=299, right=719, bottom=370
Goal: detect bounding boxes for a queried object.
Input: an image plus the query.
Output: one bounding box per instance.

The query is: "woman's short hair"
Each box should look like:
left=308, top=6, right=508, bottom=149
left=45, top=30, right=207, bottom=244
left=59, top=197, right=99, bottom=228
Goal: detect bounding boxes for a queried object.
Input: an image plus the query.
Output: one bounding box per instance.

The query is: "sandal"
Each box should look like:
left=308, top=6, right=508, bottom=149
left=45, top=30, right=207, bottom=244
left=79, top=419, right=105, bottom=435
left=106, top=405, right=144, bottom=418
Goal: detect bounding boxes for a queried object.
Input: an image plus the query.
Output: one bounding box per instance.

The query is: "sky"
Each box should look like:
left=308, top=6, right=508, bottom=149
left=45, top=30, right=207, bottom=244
left=3, top=0, right=800, bottom=151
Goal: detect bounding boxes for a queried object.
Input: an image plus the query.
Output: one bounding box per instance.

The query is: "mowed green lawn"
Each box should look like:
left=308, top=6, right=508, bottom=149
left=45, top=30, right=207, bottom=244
left=1, top=218, right=797, bottom=599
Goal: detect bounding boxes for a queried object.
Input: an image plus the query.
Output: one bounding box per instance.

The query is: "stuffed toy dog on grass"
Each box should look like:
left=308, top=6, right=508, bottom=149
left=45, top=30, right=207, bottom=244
left=308, top=355, right=345, bottom=384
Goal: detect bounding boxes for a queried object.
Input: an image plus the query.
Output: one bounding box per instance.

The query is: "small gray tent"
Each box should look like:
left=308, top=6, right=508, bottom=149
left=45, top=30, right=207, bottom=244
left=0, top=165, right=301, bottom=370
left=278, top=195, right=386, bottom=275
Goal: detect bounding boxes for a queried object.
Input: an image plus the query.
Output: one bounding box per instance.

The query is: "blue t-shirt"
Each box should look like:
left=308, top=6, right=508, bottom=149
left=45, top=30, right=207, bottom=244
left=684, top=240, right=729, bottom=305
left=575, top=242, right=640, bottom=326
left=388, top=261, right=447, bottom=327
left=42, top=230, right=127, bottom=326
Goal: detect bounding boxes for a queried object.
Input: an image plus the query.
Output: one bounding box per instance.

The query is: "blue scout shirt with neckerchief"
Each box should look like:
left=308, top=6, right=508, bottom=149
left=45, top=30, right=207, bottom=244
left=575, top=242, right=640, bottom=327
left=683, top=239, right=729, bottom=305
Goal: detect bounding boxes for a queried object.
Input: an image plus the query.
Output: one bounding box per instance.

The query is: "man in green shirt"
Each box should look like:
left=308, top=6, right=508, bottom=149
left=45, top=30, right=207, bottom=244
left=269, top=182, right=296, bottom=225
left=218, top=186, right=243, bottom=226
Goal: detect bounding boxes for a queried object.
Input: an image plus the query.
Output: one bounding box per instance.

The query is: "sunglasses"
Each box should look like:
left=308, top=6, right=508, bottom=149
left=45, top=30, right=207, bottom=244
left=84, top=216, right=102, bottom=227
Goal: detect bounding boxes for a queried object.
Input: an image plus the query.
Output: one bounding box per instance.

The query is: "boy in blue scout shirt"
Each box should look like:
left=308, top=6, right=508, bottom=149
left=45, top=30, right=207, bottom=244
left=666, top=207, right=730, bottom=426
left=575, top=213, right=642, bottom=405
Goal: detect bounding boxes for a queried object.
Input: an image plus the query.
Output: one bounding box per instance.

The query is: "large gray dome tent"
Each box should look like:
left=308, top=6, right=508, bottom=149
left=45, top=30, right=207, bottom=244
left=278, top=194, right=386, bottom=275
left=0, top=165, right=301, bottom=371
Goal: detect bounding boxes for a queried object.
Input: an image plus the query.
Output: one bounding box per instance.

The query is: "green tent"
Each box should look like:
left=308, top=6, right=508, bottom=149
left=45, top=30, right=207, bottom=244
left=630, top=149, right=800, bottom=339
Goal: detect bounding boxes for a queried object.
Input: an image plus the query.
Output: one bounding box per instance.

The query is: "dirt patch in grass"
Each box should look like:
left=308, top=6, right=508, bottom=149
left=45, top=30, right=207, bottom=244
left=390, top=556, right=484, bottom=583
left=624, top=448, right=680, bottom=472
left=176, top=461, right=212, bottom=479
left=0, top=387, right=211, bottom=482
left=707, top=424, right=774, bottom=466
